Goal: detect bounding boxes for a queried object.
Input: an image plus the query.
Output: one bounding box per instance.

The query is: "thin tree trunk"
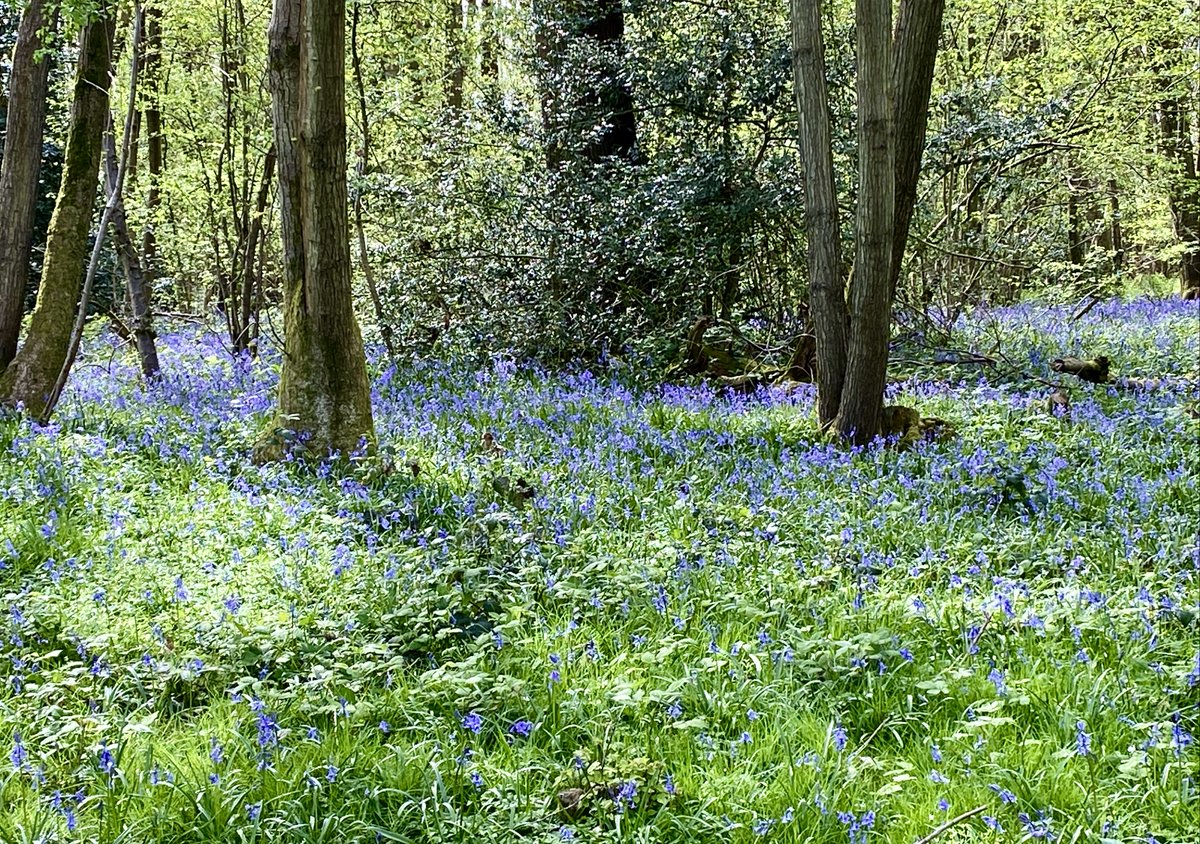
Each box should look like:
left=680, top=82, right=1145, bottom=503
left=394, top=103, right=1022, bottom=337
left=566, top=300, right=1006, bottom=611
left=238, top=148, right=275, bottom=355
left=0, top=11, right=115, bottom=418
left=45, top=9, right=146, bottom=418
left=265, top=0, right=375, bottom=457
left=445, top=0, right=464, bottom=114
left=1107, top=179, right=1124, bottom=272
left=142, top=1, right=164, bottom=282
left=837, top=0, right=895, bottom=444
left=350, top=0, right=396, bottom=359
left=98, top=7, right=159, bottom=381
left=0, top=0, right=54, bottom=370
left=1161, top=94, right=1200, bottom=296
left=1067, top=167, right=1087, bottom=266
left=889, top=0, right=945, bottom=295
left=790, top=0, right=847, bottom=427
left=103, top=126, right=160, bottom=379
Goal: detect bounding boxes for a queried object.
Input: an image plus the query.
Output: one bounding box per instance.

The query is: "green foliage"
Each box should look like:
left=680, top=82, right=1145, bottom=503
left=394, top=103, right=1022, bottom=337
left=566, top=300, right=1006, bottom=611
left=0, top=299, right=1197, bottom=841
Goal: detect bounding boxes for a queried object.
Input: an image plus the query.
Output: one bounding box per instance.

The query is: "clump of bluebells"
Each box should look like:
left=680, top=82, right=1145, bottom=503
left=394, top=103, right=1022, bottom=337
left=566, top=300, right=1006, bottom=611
left=0, top=298, right=1197, bottom=841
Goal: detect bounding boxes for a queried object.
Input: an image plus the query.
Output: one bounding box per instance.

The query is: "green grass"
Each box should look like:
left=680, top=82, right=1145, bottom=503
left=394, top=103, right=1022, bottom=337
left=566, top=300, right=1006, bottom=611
left=1, top=298, right=1198, bottom=842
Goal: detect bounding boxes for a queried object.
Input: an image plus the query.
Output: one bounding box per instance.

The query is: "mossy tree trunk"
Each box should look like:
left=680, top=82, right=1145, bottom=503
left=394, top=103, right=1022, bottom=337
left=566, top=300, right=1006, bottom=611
left=0, top=0, right=54, bottom=370
left=265, top=0, right=375, bottom=457
left=0, top=11, right=115, bottom=417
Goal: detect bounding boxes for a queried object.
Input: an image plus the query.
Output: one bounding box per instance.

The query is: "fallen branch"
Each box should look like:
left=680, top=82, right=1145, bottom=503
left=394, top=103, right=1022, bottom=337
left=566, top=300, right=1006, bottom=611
left=1069, top=293, right=1103, bottom=323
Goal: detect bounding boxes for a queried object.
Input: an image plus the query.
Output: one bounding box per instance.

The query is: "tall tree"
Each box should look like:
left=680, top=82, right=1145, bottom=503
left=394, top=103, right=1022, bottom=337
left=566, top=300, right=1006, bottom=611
left=790, top=0, right=846, bottom=426
left=537, top=0, right=640, bottom=166
left=0, top=8, right=115, bottom=418
left=102, top=5, right=160, bottom=380
left=0, top=0, right=54, bottom=370
left=1158, top=68, right=1200, bottom=297
left=791, top=0, right=945, bottom=443
left=265, top=0, right=375, bottom=457
left=140, top=0, right=164, bottom=282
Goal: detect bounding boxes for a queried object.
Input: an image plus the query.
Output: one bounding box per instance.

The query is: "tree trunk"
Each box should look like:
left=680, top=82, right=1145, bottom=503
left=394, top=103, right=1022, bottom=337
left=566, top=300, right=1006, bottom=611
left=265, top=0, right=375, bottom=458
left=1107, top=179, right=1124, bottom=272
left=0, top=0, right=53, bottom=370
left=1160, top=94, right=1200, bottom=296
left=102, top=35, right=162, bottom=386
left=479, top=0, right=500, bottom=98
left=141, top=1, right=164, bottom=283
left=103, top=131, right=160, bottom=379
left=889, top=0, right=945, bottom=296
left=836, top=0, right=895, bottom=445
left=790, top=0, right=847, bottom=427
left=0, top=12, right=115, bottom=417
left=537, top=0, right=639, bottom=166
left=792, top=0, right=942, bottom=442
left=350, top=0, right=396, bottom=359
left=445, top=0, right=465, bottom=115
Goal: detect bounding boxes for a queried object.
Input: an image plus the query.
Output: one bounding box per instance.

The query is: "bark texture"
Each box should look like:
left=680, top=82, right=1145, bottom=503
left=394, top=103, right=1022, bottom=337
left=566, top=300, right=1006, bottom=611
left=0, top=12, right=115, bottom=417
left=837, top=0, right=895, bottom=444
left=889, top=0, right=945, bottom=295
left=790, top=0, right=847, bottom=427
left=0, top=0, right=53, bottom=370
left=103, top=119, right=160, bottom=378
left=266, top=0, right=375, bottom=457
left=791, top=0, right=942, bottom=443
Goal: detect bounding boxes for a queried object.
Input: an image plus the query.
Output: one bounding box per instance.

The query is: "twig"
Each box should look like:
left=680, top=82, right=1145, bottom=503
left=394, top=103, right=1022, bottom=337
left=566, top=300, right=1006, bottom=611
left=914, top=805, right=988, bottom=844
left=1069, top=294, right=1103, bottom=323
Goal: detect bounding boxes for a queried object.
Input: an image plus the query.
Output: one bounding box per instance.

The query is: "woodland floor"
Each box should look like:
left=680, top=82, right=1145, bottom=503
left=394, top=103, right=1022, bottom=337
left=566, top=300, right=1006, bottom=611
left=0, top=297, right=1198, bottom=843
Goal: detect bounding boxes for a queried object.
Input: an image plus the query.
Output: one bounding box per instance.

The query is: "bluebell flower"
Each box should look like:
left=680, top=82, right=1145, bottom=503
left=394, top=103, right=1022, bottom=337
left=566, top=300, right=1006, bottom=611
left=1171, top=714, right=1193, bottom=757
left=832, top=723, right=848, bottom=752
left=10, top=732, right=26, bottom=771
left=462, top=712, right=483, bottom=734
left=988, top=784, right=1016, bottom=804
left=1075, top=720, right=1091, bottom=757
left=614, top=780, right=637, bottom=810
left=98, top=743, right=116, bottom=776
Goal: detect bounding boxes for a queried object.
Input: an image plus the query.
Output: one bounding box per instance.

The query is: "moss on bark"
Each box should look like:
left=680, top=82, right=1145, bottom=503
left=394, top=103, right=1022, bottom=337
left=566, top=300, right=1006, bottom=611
left=0, top=13, right=114, bottom=418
